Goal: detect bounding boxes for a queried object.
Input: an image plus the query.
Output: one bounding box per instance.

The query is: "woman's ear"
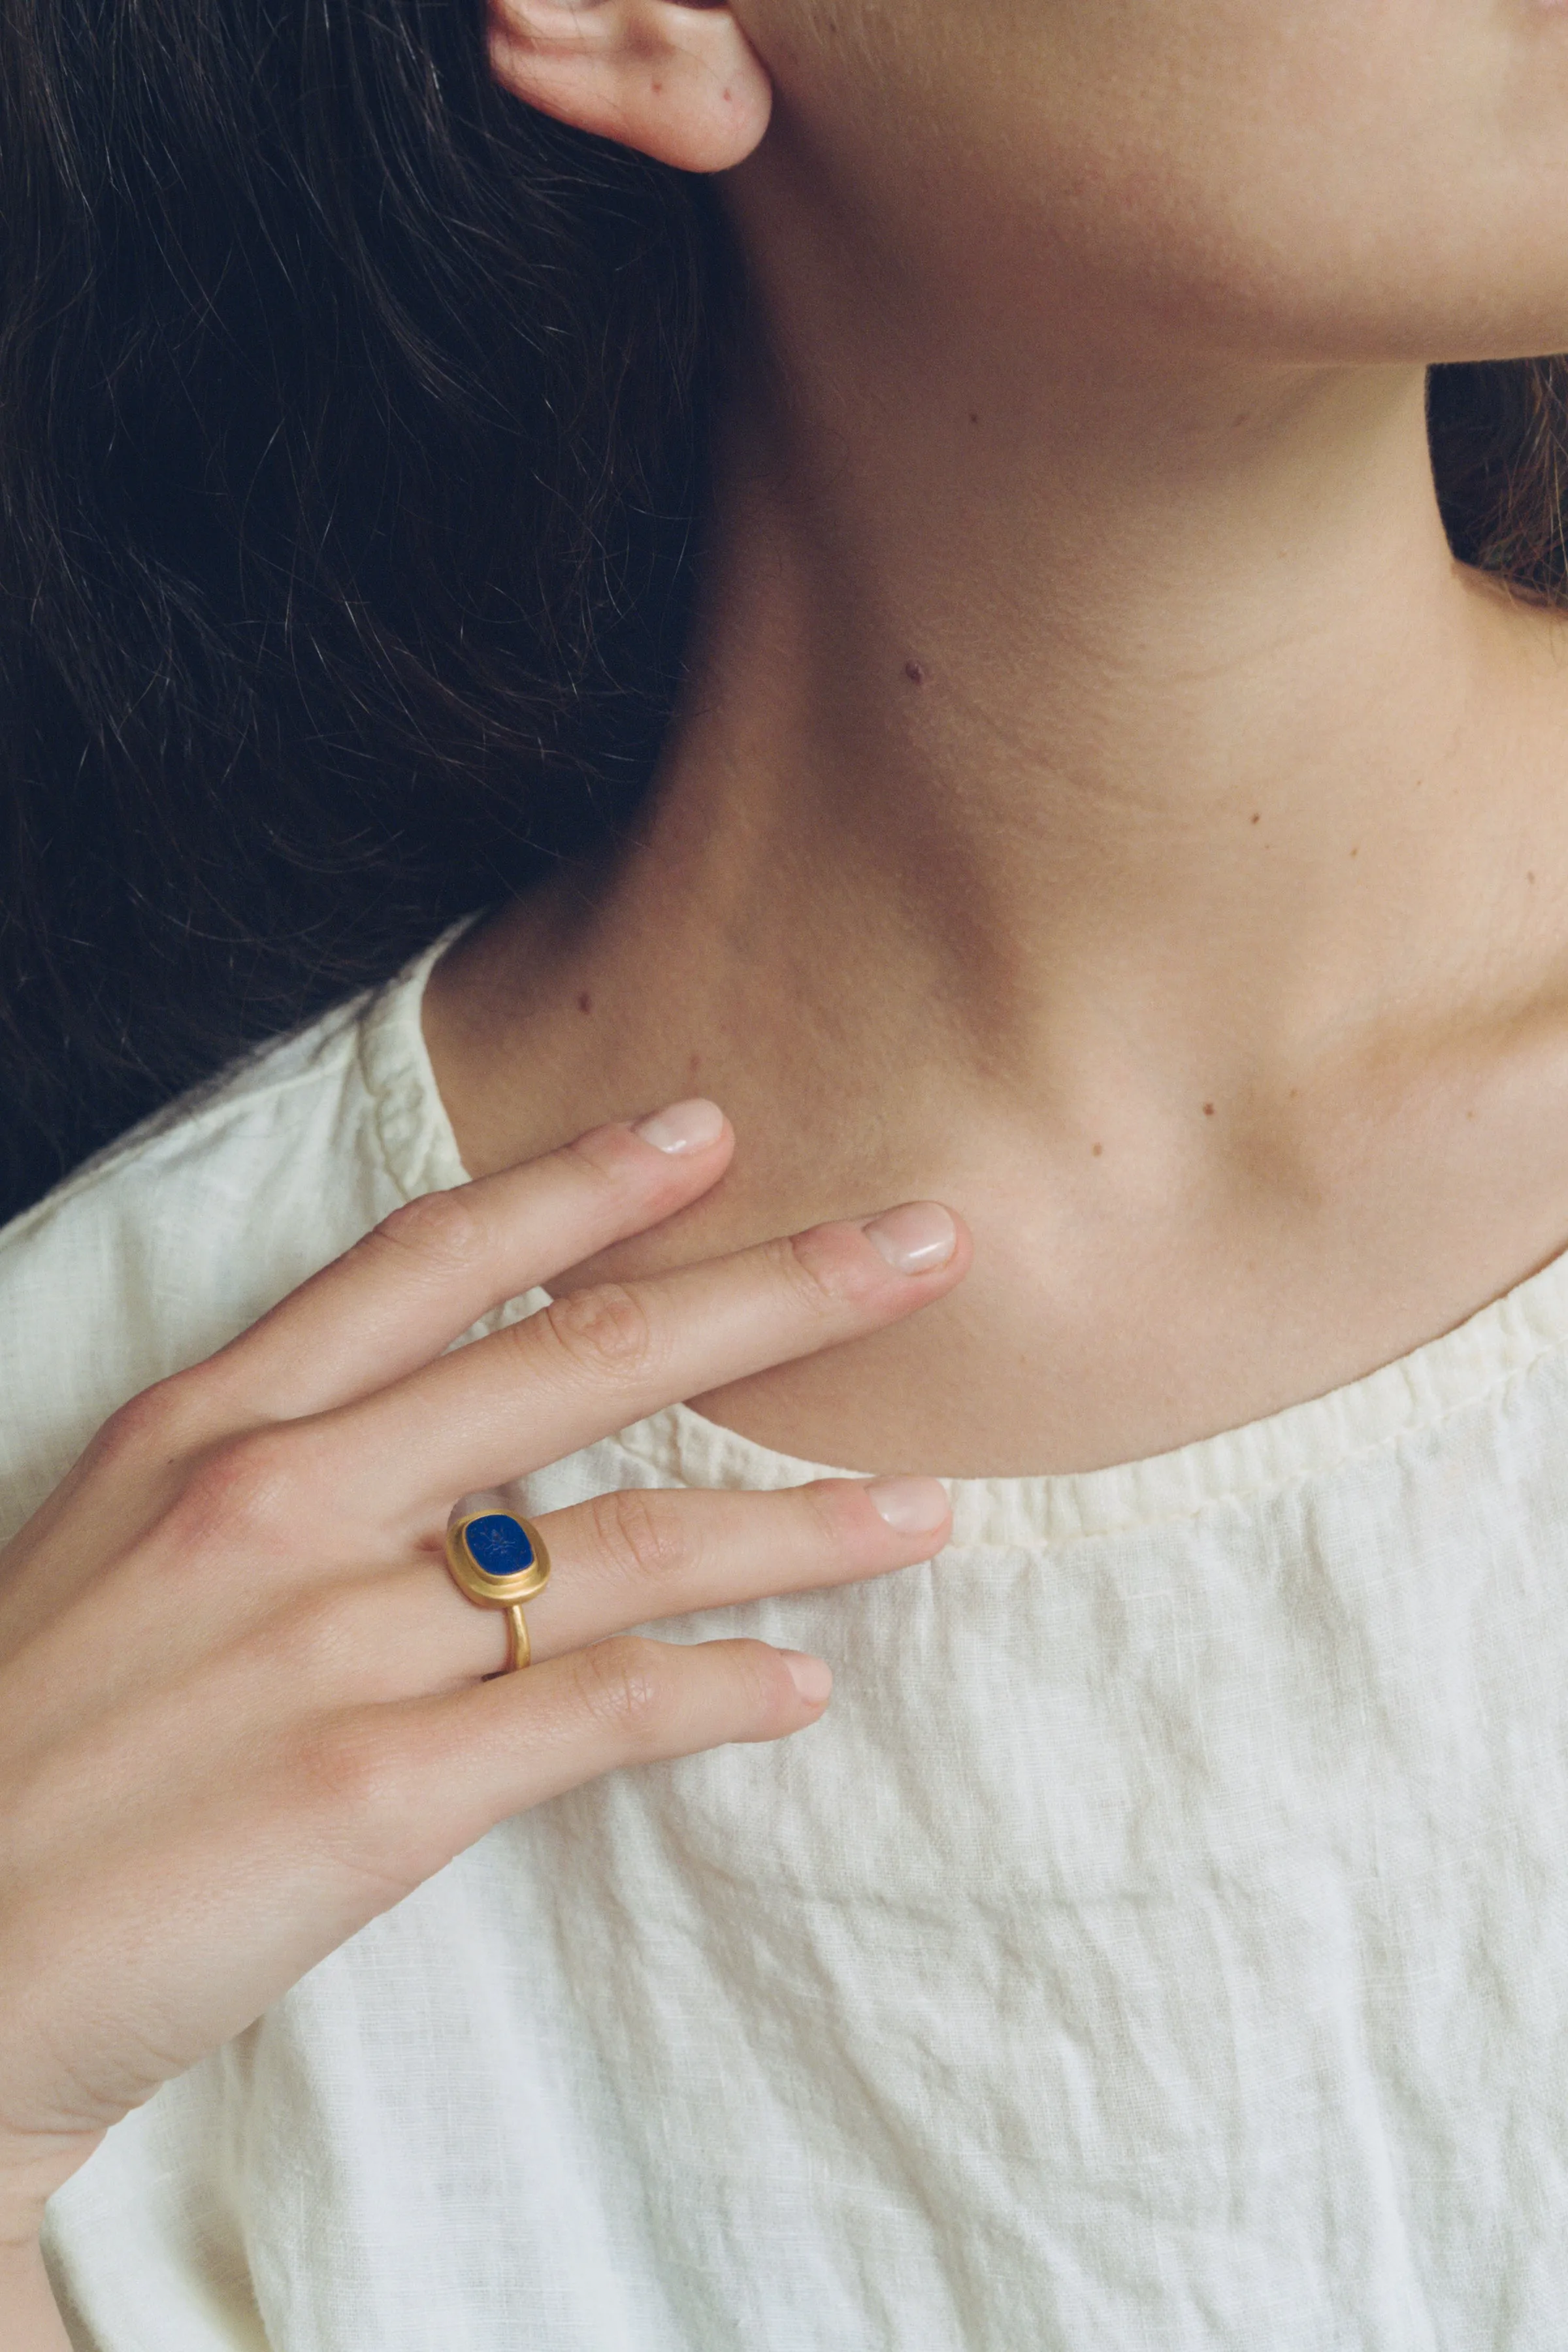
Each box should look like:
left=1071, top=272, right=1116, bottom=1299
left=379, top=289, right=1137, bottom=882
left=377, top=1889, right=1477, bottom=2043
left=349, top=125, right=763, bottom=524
left=487, top=0, right=772, bottom=172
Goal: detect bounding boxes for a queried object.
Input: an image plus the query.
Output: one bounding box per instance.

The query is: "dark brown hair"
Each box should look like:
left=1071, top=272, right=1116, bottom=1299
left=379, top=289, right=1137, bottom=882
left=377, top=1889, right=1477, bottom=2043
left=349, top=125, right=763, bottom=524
left=0, top=0, right=1562, bottom=1222
left=1429, top=359, right=1568, bottom=595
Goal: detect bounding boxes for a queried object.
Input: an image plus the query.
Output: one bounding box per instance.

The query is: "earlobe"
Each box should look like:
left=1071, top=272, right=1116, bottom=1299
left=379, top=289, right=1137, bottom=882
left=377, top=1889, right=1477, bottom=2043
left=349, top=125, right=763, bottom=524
left=487, top=0, right=772, bottom=174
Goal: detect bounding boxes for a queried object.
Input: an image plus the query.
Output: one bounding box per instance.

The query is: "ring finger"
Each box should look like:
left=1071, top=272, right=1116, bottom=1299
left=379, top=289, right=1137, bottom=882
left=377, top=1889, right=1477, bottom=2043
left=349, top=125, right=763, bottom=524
left=299, top=1474, right=953, bottom=1695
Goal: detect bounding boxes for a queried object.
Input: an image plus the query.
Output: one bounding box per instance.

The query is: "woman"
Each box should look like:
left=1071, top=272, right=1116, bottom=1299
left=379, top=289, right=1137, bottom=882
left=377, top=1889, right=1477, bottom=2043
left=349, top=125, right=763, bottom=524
left=5, top=0, right=1568, bottom=2340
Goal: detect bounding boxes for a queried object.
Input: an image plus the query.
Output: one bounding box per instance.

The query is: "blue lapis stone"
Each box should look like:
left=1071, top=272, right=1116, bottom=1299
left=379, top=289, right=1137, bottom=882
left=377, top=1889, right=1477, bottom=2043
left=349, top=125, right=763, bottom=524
left=464, top=1514, right=536, bottom=1578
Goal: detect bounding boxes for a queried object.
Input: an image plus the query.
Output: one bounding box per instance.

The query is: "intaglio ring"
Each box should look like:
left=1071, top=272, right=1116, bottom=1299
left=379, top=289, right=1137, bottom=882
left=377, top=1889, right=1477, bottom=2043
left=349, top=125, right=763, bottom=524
left=444, top=1503, right=552, bottom=1673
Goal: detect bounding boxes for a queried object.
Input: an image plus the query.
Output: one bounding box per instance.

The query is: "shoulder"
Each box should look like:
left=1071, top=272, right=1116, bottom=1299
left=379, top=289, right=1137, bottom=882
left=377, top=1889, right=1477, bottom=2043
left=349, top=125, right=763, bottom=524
left=0, top=931, right=468, bottom=1541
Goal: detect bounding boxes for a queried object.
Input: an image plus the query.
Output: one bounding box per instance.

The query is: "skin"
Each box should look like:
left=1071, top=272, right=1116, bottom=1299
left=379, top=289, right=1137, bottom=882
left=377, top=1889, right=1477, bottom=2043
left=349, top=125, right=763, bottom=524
left=0, top=1117, right=965, bottom=2342
left=10, top=0, right=1568, bottom=2334
left=429, top=0, right=1568, bottom=1476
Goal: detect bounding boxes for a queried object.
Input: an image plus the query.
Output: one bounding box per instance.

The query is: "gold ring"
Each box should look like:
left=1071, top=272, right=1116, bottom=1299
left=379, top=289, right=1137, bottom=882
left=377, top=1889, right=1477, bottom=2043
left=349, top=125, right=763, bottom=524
left=444, top=1507, right=551, bottom=1673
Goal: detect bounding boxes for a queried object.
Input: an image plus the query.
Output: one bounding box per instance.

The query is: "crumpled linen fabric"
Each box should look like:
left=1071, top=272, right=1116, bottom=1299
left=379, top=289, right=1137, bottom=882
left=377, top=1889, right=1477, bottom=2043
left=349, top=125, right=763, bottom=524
left=5, top=930, right=1568, bottom=2349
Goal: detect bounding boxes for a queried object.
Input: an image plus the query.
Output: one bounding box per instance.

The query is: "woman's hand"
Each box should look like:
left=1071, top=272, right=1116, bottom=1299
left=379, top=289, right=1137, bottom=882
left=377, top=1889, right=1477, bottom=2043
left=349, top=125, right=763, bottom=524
left=0, top=1101, right=967, bottom=2256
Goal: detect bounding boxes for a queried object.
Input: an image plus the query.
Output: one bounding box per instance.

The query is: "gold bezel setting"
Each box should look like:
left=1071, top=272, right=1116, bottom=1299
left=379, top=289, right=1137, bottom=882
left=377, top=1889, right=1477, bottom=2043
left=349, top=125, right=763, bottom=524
left=444, top=1512, right=552, bottom=1610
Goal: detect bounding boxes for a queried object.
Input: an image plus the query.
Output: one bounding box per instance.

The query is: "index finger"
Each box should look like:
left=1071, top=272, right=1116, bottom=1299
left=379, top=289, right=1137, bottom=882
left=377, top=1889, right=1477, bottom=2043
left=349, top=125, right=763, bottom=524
left=201, top=1102, right=736, bottom=1421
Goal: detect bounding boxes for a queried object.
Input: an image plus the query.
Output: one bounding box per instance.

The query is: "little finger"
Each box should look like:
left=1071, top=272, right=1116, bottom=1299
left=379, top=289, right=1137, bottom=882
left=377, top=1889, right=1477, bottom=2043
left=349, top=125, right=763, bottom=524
left=306, top=1634, right=835, bottom=1887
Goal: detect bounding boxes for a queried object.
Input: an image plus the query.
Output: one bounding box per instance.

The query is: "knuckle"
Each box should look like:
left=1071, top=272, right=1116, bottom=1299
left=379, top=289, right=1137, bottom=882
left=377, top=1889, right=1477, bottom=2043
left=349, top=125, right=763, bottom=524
left=366, top=1187, right=489, bottom=1280
left=734, top=1637, right=802, bottom=1722
left=164, top=1427, right=307, bottom=1558
left=90, top=1368, right=210, bottom=1475
left=572, top=1635, right=676, bottom=1751
left=561, top=1126, right=643, bottom=1194
left=801, top=1476, right=863, bottom=1546
left=538, top=1283, right=659, bottom=1385
left=773, top=1224, right=874, bottom=1317
left=586, top=1486, right=690, bottom=1592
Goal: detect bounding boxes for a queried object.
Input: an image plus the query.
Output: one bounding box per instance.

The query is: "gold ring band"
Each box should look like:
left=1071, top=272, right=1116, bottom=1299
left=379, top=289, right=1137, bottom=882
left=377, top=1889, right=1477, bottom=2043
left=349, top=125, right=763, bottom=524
left=444, top=1508, right=551, bottom=1674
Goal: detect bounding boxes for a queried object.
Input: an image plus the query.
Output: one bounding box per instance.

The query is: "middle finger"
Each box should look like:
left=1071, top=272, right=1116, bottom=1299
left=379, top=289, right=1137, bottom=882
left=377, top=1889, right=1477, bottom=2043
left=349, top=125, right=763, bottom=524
left=320, top=1201, right=967, bottom=1526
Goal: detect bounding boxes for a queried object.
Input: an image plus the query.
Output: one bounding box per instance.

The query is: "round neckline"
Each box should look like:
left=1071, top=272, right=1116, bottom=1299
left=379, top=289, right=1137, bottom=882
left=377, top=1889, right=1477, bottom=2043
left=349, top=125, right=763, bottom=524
left=359, top=924, right=1568, bottom=1548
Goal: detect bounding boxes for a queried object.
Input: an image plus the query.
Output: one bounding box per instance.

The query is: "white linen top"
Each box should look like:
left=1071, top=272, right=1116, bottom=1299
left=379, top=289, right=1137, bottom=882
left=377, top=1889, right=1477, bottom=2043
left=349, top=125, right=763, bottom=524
left=8, top=930, right=1568, bottom=2350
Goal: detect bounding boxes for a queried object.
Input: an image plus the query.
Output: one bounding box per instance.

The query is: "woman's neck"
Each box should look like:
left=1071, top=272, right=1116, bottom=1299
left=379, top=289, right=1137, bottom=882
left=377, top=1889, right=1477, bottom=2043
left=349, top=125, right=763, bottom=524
left=634, top=348, right=1517, bottom=1068
left=427, top=297, right=1568, bottom=1475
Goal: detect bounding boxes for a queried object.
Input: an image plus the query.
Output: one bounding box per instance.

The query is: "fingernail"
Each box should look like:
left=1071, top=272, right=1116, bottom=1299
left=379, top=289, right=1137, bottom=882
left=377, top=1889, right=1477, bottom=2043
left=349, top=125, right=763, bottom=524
left=632, top=1098, right=726, bottom=1154
left=860, top=1201, right=958, bottom=1275
left=864, top=1475, right=950, bottom=1535
left=781, top=1650, right=833, bottom=1705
